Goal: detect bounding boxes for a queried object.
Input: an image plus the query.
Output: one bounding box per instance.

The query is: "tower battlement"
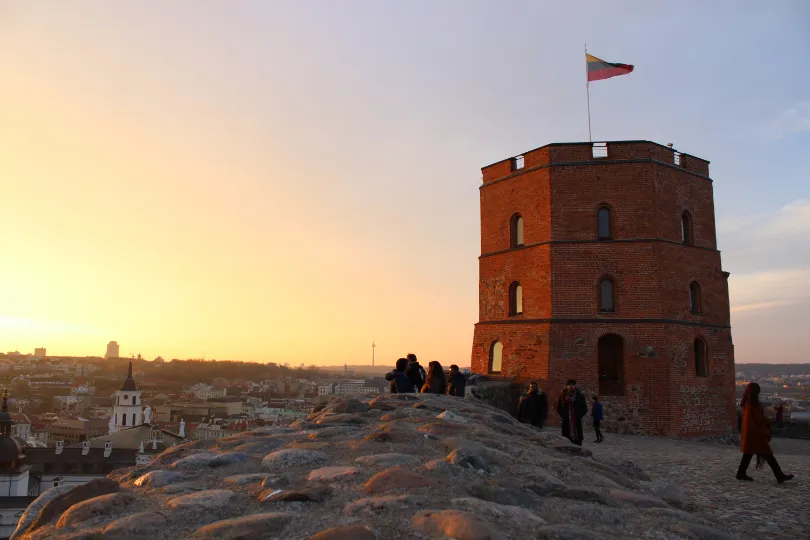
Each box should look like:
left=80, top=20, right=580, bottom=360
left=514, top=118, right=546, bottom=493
left=481, top=140, right=710, bottom=184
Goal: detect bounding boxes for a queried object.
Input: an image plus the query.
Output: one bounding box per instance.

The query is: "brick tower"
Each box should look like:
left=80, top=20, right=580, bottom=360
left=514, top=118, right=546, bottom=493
left=471, top=141, right=736, bottom=437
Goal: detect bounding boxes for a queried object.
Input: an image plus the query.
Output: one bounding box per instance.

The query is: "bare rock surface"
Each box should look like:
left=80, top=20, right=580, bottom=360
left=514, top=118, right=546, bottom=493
left=13, top=394, right=754, bottom=540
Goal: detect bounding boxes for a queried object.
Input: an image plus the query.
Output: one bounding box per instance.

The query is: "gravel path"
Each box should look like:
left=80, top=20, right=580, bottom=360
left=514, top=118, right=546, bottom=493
left=583, top=432, right=809, bottom=540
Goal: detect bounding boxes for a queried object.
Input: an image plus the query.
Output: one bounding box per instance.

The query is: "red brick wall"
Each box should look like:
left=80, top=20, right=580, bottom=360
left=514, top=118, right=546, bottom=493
left=479, top=168, right=551, bottom=254
left=472, top=141, right=735, bottom=437
left=544, top=323, right=735, bottom=436
left=478, top=247, right=552, bottom=321
left=470, top=322, right=551, bottom=382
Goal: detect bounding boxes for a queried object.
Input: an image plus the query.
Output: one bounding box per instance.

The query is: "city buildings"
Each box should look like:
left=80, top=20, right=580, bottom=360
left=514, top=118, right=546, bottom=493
left=0, top=388, right=139, bottom=538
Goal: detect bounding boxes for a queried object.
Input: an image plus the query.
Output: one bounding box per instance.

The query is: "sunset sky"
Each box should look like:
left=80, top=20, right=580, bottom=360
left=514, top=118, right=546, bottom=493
left=2, top=2, right=808, bottom=365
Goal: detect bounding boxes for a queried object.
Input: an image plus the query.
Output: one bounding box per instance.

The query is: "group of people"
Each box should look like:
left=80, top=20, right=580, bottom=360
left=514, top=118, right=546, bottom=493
left=517, top=379, right=795, bottom=484
left=516, top=378, right=603, bottom=445
left=385, top=353, right=467, bottom=397
left=385, top=361, right=797, bottom=486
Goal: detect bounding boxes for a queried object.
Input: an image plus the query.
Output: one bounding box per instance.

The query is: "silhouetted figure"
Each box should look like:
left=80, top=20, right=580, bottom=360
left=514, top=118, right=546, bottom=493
left=447, top=365, right=466, bottom=397
left=736, top=382, right=793, bottom=483
left=592, top=395, right=604, bottom=443
left=775, top=403, right=784, bottom=429
left=557, top=379, right=587, bottom=446
left=421, top=361, right=447, bottom=394
left=517, top=381, right=548, bottom=429
left=405, top=353, right=426, bottom=390
left=385, top=358, right=415, bottom=394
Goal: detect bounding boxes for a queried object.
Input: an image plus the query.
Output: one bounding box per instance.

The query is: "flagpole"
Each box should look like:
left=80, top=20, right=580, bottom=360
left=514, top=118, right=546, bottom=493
left=585, top=43, right=592, bottom=142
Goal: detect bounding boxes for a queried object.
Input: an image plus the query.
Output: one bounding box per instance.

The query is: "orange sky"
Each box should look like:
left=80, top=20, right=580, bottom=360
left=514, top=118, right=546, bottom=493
left=0, top=4, right=479, bottom=366
left=2, top=3, right=808, bottom=365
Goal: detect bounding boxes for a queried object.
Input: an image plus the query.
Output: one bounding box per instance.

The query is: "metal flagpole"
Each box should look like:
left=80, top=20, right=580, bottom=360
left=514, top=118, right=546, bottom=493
left=585, top=43, right=592, bottom=142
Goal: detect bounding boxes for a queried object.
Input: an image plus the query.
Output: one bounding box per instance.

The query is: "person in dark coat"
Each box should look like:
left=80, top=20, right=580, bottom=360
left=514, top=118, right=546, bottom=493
left=592, top=395, right=604, bottom=443
left=385, top=358, right=415, bottom=394
left=517, top=381, right=548, bottom=428
left=405, top=353, right=426, bottom=390
left=556, top=379, right=588, bottom=446
left=775, top=403, right=784, bottom=429
left=736, top=382, right=793, bottom=483
left=421, top=361, right=447, bottom=394
left=447, top=365, right=466, bottom=397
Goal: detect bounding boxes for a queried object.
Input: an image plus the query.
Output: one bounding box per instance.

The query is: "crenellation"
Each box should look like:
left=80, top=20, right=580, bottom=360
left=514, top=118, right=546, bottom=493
left=482, top=141, right=711, bottom=184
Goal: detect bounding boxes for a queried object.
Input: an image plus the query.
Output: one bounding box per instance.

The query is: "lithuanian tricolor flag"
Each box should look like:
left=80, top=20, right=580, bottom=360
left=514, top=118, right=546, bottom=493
left=586, top=54, right=634, bottom=82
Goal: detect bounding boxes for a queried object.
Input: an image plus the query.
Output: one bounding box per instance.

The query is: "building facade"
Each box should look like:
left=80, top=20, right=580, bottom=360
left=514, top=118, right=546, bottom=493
left=105, top=341, right=119, bottom=360
left=189, top=384, right=227, bottom=400
left=45, top=419, right=108, bottom=446
left=471, top=141, right=736, bottom=437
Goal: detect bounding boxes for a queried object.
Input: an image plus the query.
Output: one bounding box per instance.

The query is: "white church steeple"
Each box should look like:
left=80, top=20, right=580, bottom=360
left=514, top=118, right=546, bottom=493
left=110, top=361, right=143, bottom=433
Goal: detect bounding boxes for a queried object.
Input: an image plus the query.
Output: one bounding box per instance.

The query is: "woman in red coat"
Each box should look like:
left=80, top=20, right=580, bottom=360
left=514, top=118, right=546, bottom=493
left=736, top=382, right=794, bottom=483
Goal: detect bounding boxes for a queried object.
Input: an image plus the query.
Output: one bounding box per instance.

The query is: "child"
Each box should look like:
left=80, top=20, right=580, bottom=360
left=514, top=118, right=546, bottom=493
left=592, top=395, right=604, bottom=443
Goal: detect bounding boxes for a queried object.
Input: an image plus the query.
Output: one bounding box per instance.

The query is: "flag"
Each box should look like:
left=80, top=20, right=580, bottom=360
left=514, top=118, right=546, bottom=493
left=586, top=54, right=634, bottom=82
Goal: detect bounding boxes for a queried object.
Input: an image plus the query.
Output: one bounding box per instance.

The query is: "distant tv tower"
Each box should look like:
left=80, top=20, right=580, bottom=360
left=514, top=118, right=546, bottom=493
left=372, top=341, right=376, bottom=367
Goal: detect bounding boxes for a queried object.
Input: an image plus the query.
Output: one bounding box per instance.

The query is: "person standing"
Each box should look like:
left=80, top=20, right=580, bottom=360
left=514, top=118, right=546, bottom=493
left=592, top=395, right=604, bottom=443
left=517, top=381, right=548, bottom=429
left=775, top=402, right=784, bottom=429
left=447, top=365, right=466, bottom=397
left=405, top=353, right=426, bottom=391
left=385, top=358, right=415, bottom=394
left=421, top=361, right=447, bottom=394
left=557, top=379, right=588, bottom=446
left=736, top=382, right=793, bottom=483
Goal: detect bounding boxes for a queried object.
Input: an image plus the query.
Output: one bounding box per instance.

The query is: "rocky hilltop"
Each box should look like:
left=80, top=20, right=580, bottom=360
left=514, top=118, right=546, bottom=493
left=13, top=394, right=746, bottom=540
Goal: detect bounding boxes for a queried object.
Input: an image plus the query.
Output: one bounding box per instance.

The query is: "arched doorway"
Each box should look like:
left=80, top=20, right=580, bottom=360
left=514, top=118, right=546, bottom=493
left=598, top=334, right=624, bottom=396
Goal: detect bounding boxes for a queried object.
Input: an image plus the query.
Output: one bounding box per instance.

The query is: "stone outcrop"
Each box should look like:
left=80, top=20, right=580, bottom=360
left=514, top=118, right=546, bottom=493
left=12, top=394, right=749, bottom=540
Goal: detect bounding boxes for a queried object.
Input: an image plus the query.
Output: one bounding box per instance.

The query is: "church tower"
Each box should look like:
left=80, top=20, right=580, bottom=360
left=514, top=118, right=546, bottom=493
left=111, top=361, right=142, bottom=433
left=0, top=389, right=29, bottom=496
left=471, top=141, right=736, bottom=437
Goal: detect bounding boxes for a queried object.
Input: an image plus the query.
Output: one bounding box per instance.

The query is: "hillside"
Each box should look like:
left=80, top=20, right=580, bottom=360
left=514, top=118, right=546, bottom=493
left=12, top=394, right=749, bottom=540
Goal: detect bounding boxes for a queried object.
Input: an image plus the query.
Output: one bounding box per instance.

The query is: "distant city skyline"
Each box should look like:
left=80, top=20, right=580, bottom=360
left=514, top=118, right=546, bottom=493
left=2, top=2, right=808, bottom=364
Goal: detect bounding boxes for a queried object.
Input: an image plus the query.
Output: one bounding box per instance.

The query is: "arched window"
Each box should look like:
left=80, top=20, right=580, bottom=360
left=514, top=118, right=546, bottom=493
left=133, top=396, right=137, bottom=405
left=694, top=338, right=707, bottom=377
left=489, top=341, right=503, bottom=374
left=690, top=282, right=702, bottom=314
left=681, top=212, right=693, bottom=245
left=509, top=282, right=523, bottom=316
left=599, top=278, right=615, bottom=313
left=122, top=414, right=127, bottom=426
left=597, top=207, right=612, bottom=240
left=510, top=214, right=524, bottom=247
left=598, top=334, right=624, bottom=396
left=132, top=413, right=136, bottom=426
